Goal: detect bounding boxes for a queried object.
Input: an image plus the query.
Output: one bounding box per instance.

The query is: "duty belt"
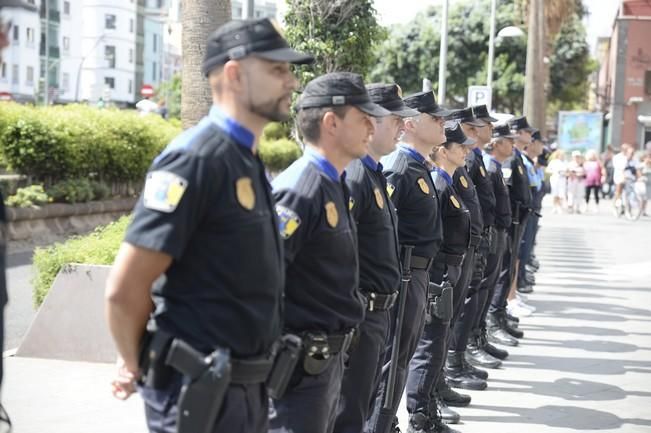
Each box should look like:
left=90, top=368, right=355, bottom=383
left=434, top=251, right=464, bottom=266
left=230, top=354, right=275, bottom=384
left=410, top=255, right=433, bottom=271
left=301, top=328, right=356, bottom=358
left=361, top=290, right=399, bottom=312
left=469, top=234, right=483, bottom=247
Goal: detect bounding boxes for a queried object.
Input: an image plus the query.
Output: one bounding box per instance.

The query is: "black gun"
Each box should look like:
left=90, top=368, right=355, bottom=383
left=426, top=281, right=453, bottom=324
left=383, top=245, right=414, bottom=410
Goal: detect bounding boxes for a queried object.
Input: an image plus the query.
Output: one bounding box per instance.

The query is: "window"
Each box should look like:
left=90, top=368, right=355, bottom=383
left=1, top=63, right=6, bottom=79
left=645, top=71, right=651, bottom=95
left=153, top=62, right=157, bottom=81
left=105, top=14, right=116, bottom=30
left=130, top=19, right=134, bottom=33
left=63, top=1, right=70, bottom=15
left=105, top=45, right=116, bottom=68
left=12, top=25, right=19, bottom=42
left=12, top=64, right=18, bottom=85
left=235, top=7, right=242, bottom=17
left=26, top=28, right=34, bottom=45
left=63, top=36, right=70, bottom=53
left=153, top=34, right=157, bottom=53
left=129, top=48, right=133, bottom=63
left=62, top=72, right=70, bottom=91
left=128, top=79, right=133, bottom=94
left=104, top=77, right=115, bottom=89
left=26, top=66, right=34, bottom=85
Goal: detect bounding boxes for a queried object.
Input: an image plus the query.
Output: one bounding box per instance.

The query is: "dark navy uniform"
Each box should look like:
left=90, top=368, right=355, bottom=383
left=0, top=197, right=6, bottom=389
left=369, top=144, right=443, bottom=433
left=335, top=156, right=401, bottom=433
left=269, top=147, right=363, bottom=433
left=406, top=167, right=469, bottom=416
left=127, top=106, right=284, bottom=433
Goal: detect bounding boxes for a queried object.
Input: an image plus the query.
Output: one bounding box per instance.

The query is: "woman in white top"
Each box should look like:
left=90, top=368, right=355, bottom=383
left=567, top=151, right=587, bottom=213
left=547, top=149, right=569, bottom=213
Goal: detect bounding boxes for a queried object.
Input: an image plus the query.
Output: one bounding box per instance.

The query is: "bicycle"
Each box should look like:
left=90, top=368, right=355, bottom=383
left=619, top=174, right=646, bottom=221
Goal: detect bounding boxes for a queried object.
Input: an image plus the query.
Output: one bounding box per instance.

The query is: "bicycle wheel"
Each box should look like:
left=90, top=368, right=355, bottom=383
left=625, top=190, right=642, bottom=221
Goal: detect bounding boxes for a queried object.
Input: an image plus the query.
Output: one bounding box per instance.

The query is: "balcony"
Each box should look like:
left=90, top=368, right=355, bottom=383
left=39, top=45, right=60, bottom=59
left=40, top=5, right=61, bottom=22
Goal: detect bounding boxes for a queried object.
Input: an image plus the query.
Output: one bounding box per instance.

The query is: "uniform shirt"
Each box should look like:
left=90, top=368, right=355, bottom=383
left=502, top=148, right=532, bottom=217
left=273, top=148, right=364, bottom=334
left=453, top=166, right=483, bottom=238
left=483, top=153, right=512, bottom=230
left=431, top=168, right=470, bottom=255
left=522, top=153, right=541, bottom=191
left=466, top=148, right=496, bottom=228
left=345, top=156, right=401, bottom=294
left=381, top=144, right=442, bottom=259
left=125, top=106, right=284, bottom=358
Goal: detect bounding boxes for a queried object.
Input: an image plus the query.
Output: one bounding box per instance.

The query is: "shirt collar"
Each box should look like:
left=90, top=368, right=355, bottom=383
left=472, top=147, right=482, bottom=158
left=208, top=105, right=255, bottom=151
left=362, top=155, right=383, bottom=172
left=514, top=147, right=522, bottom=157
left=305, top=147, right=340, bottom=182
left=432, top=166, right=453, bottom=185
left=490, top=156, right=502, bottom=168
left=398, top=144, right=427, bottom=165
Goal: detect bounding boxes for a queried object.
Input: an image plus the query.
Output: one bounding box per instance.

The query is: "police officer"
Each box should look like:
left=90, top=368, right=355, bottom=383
left=487, top=116, right=534, bottom=345
left=105, top=18, right=312, bottom=433
left=474, top=125, right=516, bottom=358
left=334, top=84, right=418, bottom=433
left=404, top=122, right=473, bottom=433
left=270, top=72, right=389, bottom=433
left=367, top=90, right=447, bottom=433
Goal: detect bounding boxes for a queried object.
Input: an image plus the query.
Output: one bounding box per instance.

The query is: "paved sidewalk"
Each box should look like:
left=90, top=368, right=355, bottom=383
left=3, top=204, right=651, bottom=432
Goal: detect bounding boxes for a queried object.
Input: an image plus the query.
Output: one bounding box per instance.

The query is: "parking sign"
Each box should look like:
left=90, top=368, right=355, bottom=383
left=468, top=86, right=492, bottom=111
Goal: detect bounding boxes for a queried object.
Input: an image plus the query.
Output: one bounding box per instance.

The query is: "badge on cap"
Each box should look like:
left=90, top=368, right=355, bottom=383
left=276, top=205, right=301, bottom=239
left=518, top=165, right=524, bottom=175
left=373, top=188, right=385, bottom=209
left=387, top=183, right=396, bottom=198
left=143, top=170, right=188, bottom=213
left=349, top=197, right=355, bottom=211
left=235, top=177, right=256, bottom=210
left=460, top=176, right=469, bottom=189
left=450, top=195, right=461, bottom=209
left=479, top=166, right=486, bottom=177
left=417, top=178, right=430, bottom=195
left=325, top=202, right=338, bottom=228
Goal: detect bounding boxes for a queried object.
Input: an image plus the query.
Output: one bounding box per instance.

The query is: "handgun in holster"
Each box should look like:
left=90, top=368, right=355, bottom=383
left=266, top=334, right=302, bottom=400
left=165, top=339, right=231, bottom=433
left=426, top=281, right=453, bottom=323
left=138, top=329, right=175, bottom=389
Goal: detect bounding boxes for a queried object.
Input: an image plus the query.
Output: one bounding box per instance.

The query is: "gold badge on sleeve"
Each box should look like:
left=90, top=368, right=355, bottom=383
left=325, top=202, right=338, bottom=228
left=386, top=183, right=396, bottom=197
left=373, top=188, right=385, bottom=209
left=417, top=178, right=430, bottom=195
left=235, top=177, right=256, bottom=210
left=480, top=166, right=486, bottom=177
left=450, top=196, right=461, bottom=209
left=518, top=165, right=524, bottom=175
left=349, top=197, right=355, bottom=211
left=460, top=176, right=469, bottom=189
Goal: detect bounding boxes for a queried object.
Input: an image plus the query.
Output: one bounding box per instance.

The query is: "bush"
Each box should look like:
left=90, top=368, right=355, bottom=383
left=5, top=184, right=49, bottom=207
left=47, top=179, right=94, bottom=204
left=262, top=122, right=291, bottom=141
left=259, top=138, right=303, bottom=173
left=32, top=215, right=130, bottom=306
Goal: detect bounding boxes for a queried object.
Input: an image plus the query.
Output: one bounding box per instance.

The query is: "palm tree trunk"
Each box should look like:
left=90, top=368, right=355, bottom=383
left=181, top=0, right=232, bottom=129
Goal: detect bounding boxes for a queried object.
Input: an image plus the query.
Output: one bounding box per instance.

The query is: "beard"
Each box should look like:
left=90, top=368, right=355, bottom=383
left=249, top=95, right=292, bottom=122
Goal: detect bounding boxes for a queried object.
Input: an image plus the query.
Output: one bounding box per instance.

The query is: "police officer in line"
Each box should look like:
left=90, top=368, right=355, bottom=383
left=269, top=72, right=389, bottom=433
left=476, top=125, right=516, bottom=356
left=334, top=84, right=418, bottom=433
left=105, top=18, right=312, bottom=433
left=404, top=122, right=473, bottom=433
left=367, top=90, right=448, bottom=433
left=486, top=116, right=535, bottom=346
left=439, top=109, right=488, bottom=392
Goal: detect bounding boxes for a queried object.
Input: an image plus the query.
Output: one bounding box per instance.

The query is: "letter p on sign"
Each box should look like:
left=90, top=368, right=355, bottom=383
left=468, top=86, right=492, bottom=111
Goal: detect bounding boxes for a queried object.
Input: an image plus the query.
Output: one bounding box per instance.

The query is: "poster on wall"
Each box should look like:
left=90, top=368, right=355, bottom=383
left=557, top=111, right=603, bottom=152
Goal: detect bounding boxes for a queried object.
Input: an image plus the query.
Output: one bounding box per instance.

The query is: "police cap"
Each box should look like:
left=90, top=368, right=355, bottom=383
left=202, top=18, right=313, bottom=76
left=471, top=104, right=498, bottom=123
left=446, top=107, right=485, bottom=127
left=403, top=91, right=452, bottom=118
left=508, top=116, right=536, bottom=133
left=366, top=83, right=419, bottom=118
left=492, top=123, right=518, bottom=139
left=296, top=72, right=391, bottom=117
left=444, top=122, right=475, bottom=146
left=532, top=129, right=545, bottom=142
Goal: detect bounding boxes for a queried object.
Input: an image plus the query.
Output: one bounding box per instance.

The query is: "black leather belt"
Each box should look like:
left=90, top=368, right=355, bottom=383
left=301, top=328, right=356, bottom=357
left=231, top=355, right=275, bottom=384
left=470, top=234, right=482, bottom=247
left=434, top=251, right=464, bottom=266
left=410, top=255, right=433, bottom=271
left=361, top=290, right=399, bottom=312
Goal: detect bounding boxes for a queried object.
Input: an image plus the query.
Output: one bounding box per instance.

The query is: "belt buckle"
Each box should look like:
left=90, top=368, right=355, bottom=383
left=367, top=292, right=376, bottom=312
left=342, top=329, right=355, bottom=353
left=389, top=291, right=399, bottom=308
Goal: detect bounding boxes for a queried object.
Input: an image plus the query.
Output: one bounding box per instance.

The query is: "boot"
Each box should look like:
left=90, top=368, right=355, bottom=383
left=406, top=412, right=429, bottom=433
left=461, top=355, right=489, bottom=380
left=445, top=351, right=487, bottom=390
left=487, top=312, right=519, bottom=347
left=436, top=377, right=471, bottom=407
left=505, top=321, right=524, bottom=339
left=506, top=312, right=520, bottom=324
left=517, top=285, right=534, bottom=294
left=431, top=394, right=460, bottom=424
left=466, top=336, right=502, bottom=369
left=524, top=271, right=536, bottom=285
left=479, top=327, right=509, bottom=360
left=391, top=416, right=402, bottom=433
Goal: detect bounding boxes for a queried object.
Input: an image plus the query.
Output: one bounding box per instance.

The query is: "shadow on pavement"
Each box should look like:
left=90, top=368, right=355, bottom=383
left=520, top=338, right=644, bottom=353
left=505, top=354, right=651, bottom=375
left=529, top=300, right=651, bottom=318
left=519, top=324, right=630, bottom=337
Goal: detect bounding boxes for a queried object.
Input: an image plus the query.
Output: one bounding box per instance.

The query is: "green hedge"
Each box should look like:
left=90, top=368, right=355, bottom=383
left=0, top=103, right=179, bottom=183
left=32, top=215, right=131, bottom=306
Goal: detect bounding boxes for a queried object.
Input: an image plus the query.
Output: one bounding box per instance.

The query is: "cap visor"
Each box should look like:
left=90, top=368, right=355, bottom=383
left=461, top=137, right=476, bottom=146
left=254, top=48, right=314, bottom=65
left=480, top=115, right=499, bottom=123
left=388, top=105, right=420, bottom=118
left=429, top=107, right=453, bottom=118
left=356, top=101, right=392, bottom=117
left=463, top=119, right=486, bottom=127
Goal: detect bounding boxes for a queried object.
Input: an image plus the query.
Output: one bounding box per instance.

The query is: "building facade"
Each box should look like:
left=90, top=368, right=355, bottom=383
left=596, top=0, right=651, bottom=149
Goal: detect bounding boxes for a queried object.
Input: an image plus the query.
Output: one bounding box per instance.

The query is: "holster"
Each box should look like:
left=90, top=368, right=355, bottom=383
left=165, top=339, right=231, bottom=433
left=426, top=281, right=453, bottom=323
left=266, top=334, right=302, bottom=400
left=138, top=329, right=175, bottom=389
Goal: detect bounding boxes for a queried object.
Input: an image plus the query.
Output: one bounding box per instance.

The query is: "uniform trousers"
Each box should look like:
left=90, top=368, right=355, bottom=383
left=475, top=228, right=509, bottom=331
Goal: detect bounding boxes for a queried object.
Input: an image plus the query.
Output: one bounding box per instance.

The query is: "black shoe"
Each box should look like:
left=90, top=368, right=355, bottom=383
left=487, top=312, right=519, bottom=346
left=506, top=312, right=520, bottom=323
left=528, top=257, right=540, bottom=270
left=436, top=395, right=460, bottom=424
left=462, top=355, right=489, bottom=379
left=517, top=285, right=534, bottom=294
left=437, top=377, right=471, bottom=407
left=505, top=322, right=524, bottom=339
left=430, top=416, right=461, bottom=433
left=466, top=343, right=502, bottom=369
left=406, top=412, right=429, bottom=433
left=525, top=271, right=536, bottom=285
left=445, top=351, right=487, bottom=390
left=479, top=327, right=509, bottom=359
left=391, top=416, right=402, bottom=433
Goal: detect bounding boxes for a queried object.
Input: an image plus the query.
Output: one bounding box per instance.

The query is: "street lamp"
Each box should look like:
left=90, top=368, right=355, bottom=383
left=75, top=34, right=106, bottom=102
left=486, top=0, right=526, bottom=90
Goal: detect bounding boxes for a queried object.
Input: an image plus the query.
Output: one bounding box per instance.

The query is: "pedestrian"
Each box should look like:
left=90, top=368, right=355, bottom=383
left=612, top=143, right=634, bottom=211
left=105, top=18, right=313, bottom=433
left=641, top=154, right=651, bottom=216
left=334, top=83, right=418, bottom=433
left=367, top=90, right=448, bottom=433
left=546, top=149, right=568, bottom=213
left=269, top=72, right=389, bottom=433
left=567, top=151, right=586, bottom=214
left=583, top=149, right=604, bottom=212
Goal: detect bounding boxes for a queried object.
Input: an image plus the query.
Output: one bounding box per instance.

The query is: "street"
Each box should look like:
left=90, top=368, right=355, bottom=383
left=3, top=201, right=651, bottom=432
